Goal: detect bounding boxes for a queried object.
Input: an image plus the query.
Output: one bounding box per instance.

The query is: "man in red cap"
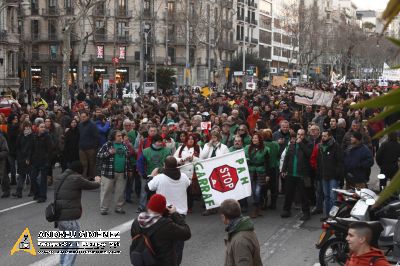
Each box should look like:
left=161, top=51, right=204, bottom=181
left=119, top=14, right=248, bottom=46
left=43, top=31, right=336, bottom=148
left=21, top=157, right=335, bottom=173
left=130, top=194, right=191, bottom=266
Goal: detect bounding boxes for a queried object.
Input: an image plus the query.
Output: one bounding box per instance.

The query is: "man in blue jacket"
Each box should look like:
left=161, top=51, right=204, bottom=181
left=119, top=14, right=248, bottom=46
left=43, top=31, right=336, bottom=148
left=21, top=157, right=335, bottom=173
left=78, top=111, right=99, bottom=180
left=344, top=132, right=374, bottom=189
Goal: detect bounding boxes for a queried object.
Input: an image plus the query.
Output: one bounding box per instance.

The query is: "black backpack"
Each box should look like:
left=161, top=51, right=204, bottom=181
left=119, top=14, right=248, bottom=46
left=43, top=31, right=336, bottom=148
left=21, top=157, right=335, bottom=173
left=130, top=219, right=166, bottom=266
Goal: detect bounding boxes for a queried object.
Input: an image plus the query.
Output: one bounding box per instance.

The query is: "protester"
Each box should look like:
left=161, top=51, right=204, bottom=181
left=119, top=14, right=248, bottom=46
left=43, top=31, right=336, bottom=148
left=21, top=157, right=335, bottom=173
left=147, top=156, right=191, bottom=265
left=376, top=132, right=400, bottom=189
left=130, top=194, right=191, bottom=266
left=0, top=131, right=9, bottom=198
left=78, top=111, right=99, bottom=180
left=55, top=161, right=101, bottom=266
left=96, top=130, right=132, bottom=215
left=62, top=119, right=80, bottom=171
left=220, top=199, right=262, bottom=266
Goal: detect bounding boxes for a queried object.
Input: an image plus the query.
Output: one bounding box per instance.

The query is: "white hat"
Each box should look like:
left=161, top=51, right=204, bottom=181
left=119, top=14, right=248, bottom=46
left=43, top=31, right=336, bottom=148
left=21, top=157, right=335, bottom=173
left=171, top=103, right=178, bottom=111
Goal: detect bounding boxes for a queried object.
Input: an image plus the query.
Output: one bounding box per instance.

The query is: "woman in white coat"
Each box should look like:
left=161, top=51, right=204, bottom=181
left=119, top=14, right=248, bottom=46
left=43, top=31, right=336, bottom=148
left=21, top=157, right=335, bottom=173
left=174, top=133, right=202, bottom=213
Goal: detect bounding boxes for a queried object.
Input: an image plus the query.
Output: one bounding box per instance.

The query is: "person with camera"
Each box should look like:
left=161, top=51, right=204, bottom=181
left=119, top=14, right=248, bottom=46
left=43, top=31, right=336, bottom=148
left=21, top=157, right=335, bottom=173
left=130, top=194, right=191, bottom=266
left=55, top=161, right=101, bottom=266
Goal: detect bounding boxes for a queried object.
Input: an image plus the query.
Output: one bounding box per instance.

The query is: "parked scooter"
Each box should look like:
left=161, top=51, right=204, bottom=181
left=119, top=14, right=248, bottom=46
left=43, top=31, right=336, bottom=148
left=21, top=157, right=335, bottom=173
left=317, top=188, right=400, bottom=266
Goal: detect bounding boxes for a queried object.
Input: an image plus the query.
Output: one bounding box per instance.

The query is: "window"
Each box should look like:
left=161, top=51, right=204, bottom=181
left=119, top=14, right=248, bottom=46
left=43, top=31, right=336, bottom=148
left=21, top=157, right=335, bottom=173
left=236, top=25, right=243, bottom=40
left=168, top=1, right=174, bottom=16
left=259, top=45, right=271, bottom=60
left=167, top=47, right=175, bottom=63
left=273, top=47, right=281, bottom=56
left=273, top=32, right=281, bottom=43
left=48, top=20, right=57, bottom=40
left=32, top=45, right=39, bottom=60
left=31, top=0, right=39, bottom=15
left=274, top=18, right=280, bottom=29
left=119, top=46, right=126, bottom=59
left=50, top=45, right=58, bottom=60
left=259, top=15, right=271, bottom=30
left=65, top=0, right=73, bottom=14
left=117, top=22, right=127, bottom=36
left=96, top=20, right=105, bottom=34
left=31, top=20, right=39, bottom=39
left=259, top=30, right=271, bottom=44
left=48, top=0, right=57, bottom=8
left=259, top=1, right=271, bottom=15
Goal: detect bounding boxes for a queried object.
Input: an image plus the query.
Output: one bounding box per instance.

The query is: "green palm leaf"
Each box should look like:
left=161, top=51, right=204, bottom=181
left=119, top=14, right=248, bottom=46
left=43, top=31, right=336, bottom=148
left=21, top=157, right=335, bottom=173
left=351, top=89, right=400, bottom=109
left=373, top=121, right=400, bottom=139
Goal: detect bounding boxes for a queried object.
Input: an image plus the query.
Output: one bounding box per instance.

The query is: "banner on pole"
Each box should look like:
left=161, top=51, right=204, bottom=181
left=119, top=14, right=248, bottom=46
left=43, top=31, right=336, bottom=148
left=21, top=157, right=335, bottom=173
left=193, top=150, right=252, bottom=210
left=295, top=87, right=334, bottom=107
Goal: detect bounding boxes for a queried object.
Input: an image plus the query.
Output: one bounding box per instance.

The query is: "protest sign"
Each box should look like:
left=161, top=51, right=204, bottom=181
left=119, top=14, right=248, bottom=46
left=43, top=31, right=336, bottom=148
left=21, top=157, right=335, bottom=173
left=294, top=87, right=334, bottom=107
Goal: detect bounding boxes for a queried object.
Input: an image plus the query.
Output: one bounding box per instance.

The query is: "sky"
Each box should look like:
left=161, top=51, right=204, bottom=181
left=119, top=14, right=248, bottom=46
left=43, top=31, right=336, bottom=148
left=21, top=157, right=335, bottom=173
left=352, top=0, right=390, bottom=11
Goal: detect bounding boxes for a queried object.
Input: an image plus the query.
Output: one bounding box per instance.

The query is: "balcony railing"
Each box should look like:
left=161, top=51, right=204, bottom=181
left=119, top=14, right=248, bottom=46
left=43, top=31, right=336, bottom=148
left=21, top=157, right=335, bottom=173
left=93, top=34, right=114, bottom=42
left=92, top=9, right=110, bottom=17
left=31, top=33, right=60, bottom=42
left=218, top=41, right=237, bottom=51
left=248, top=1, right=257, bottom=9
left=117, top=35, right=131, bottom=43
left=31, top=8, right=39, bottom=15
left=246, top=17, right=257, bottom=25
left=116, top=8, right=132, bottom=18
left=41, top=8, right=60, bottom=16
left=65, top=7, right=74, bottom=15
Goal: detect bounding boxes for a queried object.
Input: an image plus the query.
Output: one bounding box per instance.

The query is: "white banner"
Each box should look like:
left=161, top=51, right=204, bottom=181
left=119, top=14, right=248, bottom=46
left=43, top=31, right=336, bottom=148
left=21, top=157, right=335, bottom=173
left=193, top=150, right=252, bottom=210
left=295, top=87, right=335, bottom=107
left=383, top=63, right=400, bottom=81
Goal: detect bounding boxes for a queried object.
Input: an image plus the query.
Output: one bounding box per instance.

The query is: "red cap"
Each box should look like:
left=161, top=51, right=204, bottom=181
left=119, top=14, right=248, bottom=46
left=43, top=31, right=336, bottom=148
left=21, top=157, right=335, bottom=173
left=147, top=194, right=167, bottom=214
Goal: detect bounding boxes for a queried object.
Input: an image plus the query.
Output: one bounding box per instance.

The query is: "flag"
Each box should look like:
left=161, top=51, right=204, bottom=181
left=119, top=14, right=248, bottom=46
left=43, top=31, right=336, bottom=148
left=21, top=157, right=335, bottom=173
left=200, top=86, right=212, bottom=97
left=193, top=150, right=252, bottom=210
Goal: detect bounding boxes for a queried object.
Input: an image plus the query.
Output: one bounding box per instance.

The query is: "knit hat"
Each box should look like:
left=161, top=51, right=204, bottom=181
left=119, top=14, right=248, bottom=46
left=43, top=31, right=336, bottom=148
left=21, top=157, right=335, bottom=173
left=147, top=194, right=166, bottom=214
left=69, top=161, right=83, bottom=174
left=352, top=131, right=362, bottom=142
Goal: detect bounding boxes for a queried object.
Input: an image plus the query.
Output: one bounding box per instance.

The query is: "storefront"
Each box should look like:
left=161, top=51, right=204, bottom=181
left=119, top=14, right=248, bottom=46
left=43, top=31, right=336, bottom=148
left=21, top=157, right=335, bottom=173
left=93, top=66, right=107, bottom=87
left=116, top=67, right=129, bottom=88
left=30, top=66, right=42, bottom=93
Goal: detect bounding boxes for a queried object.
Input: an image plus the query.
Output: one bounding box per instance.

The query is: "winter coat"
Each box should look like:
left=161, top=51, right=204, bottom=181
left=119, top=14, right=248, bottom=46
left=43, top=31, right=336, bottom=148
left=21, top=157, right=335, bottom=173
left=224, top=216, right=262, bottom=266
left=7, top=123, right=19, bottom=157
left=0, top=133, right=8, bottom=177
left=137, top=145, right=171, bottom=177
left=244, top=145, right=269, bottom=175
left=316, top=139, right=344, bottom=181
left=345, top=247, right=390, bottom=266
left=96, top=120, right=111, bottom=146
left=331, top=127, right=346, bottom=145
left=376, top=140, right=400, bottom=179
left=55, top=169, right=100, bottom=221
left=272, top=130, right=290, bottom=154
left=29, top=132, right=53, bottom=167
left=174, top=144, right=201, bottom=179
left=130, top=213, right=191, bottom=266
left=264, top=140, right=280, bottom=169
left=16, top=133, right=33, bottom=162
left=200, top=142, right=230, bottom=159
left=342, top=130, right=371, bottom=151
left=78, top=120, right=99, bottom=150
left=63, top=128, right=80, bottom=164
left=344, top=143, right=374, bottom=183
left=282, top=139, right=313, bottom=178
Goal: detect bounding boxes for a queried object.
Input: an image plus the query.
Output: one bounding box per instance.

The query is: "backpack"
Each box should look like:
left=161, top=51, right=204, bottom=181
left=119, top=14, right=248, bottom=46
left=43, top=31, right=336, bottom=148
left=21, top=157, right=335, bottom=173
left=130, top=219, right=166, bottom=266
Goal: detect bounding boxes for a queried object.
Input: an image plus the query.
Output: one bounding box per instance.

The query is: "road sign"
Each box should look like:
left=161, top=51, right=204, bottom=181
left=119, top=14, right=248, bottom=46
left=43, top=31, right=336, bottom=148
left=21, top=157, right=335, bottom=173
left=234, top=71, right=244, bottom=76
left=144, top=82, right=155, bottom=94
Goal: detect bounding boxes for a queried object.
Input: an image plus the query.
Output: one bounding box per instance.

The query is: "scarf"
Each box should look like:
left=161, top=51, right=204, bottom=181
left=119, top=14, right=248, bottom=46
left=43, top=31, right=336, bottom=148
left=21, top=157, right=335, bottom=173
left=137, top=212, right=162, bottom=229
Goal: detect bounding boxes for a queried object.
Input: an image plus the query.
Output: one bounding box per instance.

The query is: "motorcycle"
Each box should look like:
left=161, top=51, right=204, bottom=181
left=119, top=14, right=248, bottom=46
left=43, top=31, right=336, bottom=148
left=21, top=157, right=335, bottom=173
left=317, top=188, right=400, bottom=266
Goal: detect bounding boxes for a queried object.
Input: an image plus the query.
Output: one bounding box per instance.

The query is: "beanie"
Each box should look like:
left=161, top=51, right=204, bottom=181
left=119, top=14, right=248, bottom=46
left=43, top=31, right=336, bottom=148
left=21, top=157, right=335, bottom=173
left=352, top=131, right=362, bottom=142
left=69, top=161, right=83, bottom=174
left=147, top=194, right=167, bottom=214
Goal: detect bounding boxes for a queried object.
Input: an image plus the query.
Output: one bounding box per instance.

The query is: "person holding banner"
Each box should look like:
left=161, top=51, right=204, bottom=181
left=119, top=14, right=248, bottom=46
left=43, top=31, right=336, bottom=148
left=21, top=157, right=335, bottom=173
left=200, top=130, right=229, bottom=216
left=174, top=133, right=202, bottom=213
left=244, top=133, right=270, bottom=219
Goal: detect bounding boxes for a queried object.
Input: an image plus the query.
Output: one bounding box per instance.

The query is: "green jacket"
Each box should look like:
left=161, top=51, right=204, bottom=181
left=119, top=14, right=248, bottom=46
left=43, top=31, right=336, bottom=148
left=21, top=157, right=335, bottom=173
left=224, top=216, right=262, bottom=266
left=264, top=140, right=280, bottom=169
left=127, top=130, right=138, bottom=165
left=229, top=146, right=242, bottom=152
left=244, top=144, right=269, bottom=174
left=141, top=146, right=171, bottom=176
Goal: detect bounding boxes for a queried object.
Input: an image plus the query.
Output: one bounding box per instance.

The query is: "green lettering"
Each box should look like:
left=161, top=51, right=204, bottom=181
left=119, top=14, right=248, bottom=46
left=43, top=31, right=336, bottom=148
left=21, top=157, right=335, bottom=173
left=240, top=176, right=249, bottom=185
left=236, top=158, right=245, bottom=165
left=201, top=185, right=210, bottom=192
left=196, top=172, right=206, bottom=178
left=237, top=167, right=245, bottom=174
left=205, top=200, right=215, bottom=207
left=198, top=178, right=208, bottom=186
left=202, top=193, right=212, bottom=200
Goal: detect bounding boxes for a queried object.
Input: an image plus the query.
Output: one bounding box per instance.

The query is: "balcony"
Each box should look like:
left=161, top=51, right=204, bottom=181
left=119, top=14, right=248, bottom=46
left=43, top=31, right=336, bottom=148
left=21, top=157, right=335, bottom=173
left=142, top=9, right=154, bottom=19
left=0, top=30, right=7, bottom=42
left=222, top=19, right=233, bottom=29
left=167, top=34, right=195, bottom=46
left=31, top=33, right=61, bottom=42
left=238, top=0, right=244, bottom=4
left=41, top=8, right=60, bottom=16
left=218, top=40, right=237, bottom=51
left=248, top=1, right=257, bottom=9
left=92, top=9, right=111, bottom=17
left=31, top=53, right=63, bottom=62
left=237, top=15, right=244, bottom=22
left=117, top=35, right=131, bottom=43
left=116, top=8, right=132, bottom=18
left=31, top=8, right=39, bottom=15
left=244, top=36, right=258, bottom=45
left=65, top=7, right=74, bottom=15
left=93, top=34, right=114, bottom=42
left=246, top=17, right=257, bottom=26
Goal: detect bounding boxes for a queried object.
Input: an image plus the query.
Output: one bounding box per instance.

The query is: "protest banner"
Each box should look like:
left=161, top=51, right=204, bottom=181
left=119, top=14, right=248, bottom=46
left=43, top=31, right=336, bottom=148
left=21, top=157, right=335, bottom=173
left=272, top=76, right=288, bottom=87
left=294, top=87, right=334, bottom=107
left=193, top=150, right=252, bottom=210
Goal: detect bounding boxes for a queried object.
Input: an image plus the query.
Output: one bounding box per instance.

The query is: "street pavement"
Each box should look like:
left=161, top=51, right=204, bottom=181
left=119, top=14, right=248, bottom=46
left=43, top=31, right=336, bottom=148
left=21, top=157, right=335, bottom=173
left=0, top=164, right=381, bottom=266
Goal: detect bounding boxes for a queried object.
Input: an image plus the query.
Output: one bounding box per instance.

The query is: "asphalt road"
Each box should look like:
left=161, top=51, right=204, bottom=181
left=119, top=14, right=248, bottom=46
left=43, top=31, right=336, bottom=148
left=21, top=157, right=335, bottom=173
left=0, top=164, right=381, bottom=266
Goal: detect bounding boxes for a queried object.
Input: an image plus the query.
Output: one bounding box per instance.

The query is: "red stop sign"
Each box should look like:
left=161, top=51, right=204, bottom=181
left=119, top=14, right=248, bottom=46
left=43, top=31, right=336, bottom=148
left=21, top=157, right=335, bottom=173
left=209, top=165, right=238, bottom=193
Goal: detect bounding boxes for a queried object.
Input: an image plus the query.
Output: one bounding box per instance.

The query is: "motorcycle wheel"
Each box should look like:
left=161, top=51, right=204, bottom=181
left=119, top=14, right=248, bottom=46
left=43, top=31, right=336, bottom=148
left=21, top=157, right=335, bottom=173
left=319, top=238, right=349, bottom=266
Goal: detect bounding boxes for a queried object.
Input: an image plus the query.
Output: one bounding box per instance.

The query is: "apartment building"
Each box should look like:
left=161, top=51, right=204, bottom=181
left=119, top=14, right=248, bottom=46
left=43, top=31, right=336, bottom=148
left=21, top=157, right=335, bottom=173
left=0, top=0, right=20, bottom=91
left=18, top=0, right=237, bottom=90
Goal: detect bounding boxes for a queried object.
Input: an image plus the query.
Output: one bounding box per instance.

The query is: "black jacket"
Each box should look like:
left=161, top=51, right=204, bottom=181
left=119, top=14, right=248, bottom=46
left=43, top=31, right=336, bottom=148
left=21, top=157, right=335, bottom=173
left=376, top=140, right=400, bottom=179
left=316, top=138, right=344, bottom=181
left=7, top=123, right=19, bottom=156
left=130, top=213, right=191, bottom=266
left=331, top=127, right=346, bottom=145
left=16, top=133, right=33, bottom=162
left=30, top=132, right=53, bottom=166
left=55, top=169, right=100, bottom=221
left=282, top=139, right=313, bottom=178
left=63, top=128, right=80, bottom=163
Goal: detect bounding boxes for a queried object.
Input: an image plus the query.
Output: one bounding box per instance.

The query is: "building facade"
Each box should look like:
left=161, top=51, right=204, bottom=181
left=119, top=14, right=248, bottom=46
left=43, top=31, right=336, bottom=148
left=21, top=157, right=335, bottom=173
left=19, top=0, right=238, bottom=91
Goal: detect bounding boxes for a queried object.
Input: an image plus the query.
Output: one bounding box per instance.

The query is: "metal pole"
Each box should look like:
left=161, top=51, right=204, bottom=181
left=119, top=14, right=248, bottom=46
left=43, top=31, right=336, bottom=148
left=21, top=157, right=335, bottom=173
left=139, top=0, right=144, bottom=94
left=207, top=6, right=211, bottom=86
left=113, top=1, right=117, bottom=97
left=165, top=0, right=168, bottom=65
left=242, top=4, right=246, bottom=91
left=185, top=0, right=189, bottom=87
left=153, top=0, right=157, bottom=93
left=145, top=33, right=148, bottom=82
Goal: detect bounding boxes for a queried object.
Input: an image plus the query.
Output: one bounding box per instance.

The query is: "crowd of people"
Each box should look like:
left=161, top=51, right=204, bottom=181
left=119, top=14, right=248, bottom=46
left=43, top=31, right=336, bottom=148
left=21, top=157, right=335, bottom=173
left=1, top=81, right=400, bottom=265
